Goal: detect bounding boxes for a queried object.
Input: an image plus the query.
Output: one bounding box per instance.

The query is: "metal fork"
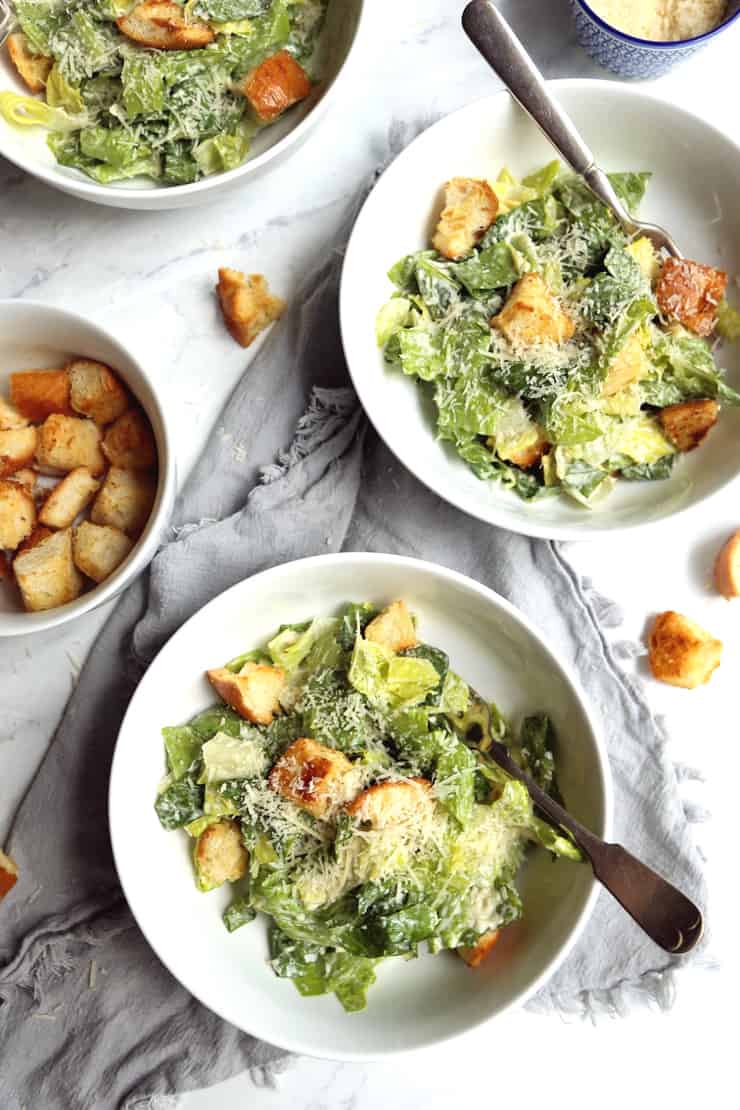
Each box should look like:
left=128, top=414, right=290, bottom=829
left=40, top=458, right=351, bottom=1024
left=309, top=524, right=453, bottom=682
left=0, top=1, right=16, bottom=51
left=462, top=0, right=683, bottom=258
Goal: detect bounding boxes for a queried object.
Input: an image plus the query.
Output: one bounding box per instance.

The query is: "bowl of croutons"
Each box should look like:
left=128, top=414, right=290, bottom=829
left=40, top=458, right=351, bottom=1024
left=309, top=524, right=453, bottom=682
left=0, top=300, right=175, bottom=635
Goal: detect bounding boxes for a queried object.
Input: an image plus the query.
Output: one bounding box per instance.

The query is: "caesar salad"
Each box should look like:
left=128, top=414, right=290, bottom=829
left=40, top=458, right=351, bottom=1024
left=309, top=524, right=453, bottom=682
left=154, top=599, right=580, bottom=1012
left=1, top=0, right=327, bottom=185
left=376, top=161, right=740, bottom=506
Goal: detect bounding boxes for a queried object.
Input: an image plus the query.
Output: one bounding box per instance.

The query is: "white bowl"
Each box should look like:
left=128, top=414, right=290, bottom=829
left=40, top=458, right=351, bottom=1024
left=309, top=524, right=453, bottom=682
left=109, top=553, right=611, bottom=1059
left=0, top=300, right=176, bottom=636
left=0, top=0, right=365, bottom=210
left=340, top=80, right=740, bottom=540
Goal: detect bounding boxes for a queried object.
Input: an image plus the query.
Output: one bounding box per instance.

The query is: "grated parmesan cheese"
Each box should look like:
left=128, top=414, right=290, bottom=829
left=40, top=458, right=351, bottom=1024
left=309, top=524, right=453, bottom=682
left=588, top=1, right=727, bottom=41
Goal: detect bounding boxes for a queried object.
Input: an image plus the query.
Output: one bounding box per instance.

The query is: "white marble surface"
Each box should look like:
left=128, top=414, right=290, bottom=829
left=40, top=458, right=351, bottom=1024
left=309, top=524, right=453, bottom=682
left=1, top=1, right=739, bottom=1106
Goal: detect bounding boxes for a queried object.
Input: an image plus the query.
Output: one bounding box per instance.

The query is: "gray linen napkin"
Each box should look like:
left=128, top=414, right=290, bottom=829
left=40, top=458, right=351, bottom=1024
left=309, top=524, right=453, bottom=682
left=0, top=196, right=707, bottom=1108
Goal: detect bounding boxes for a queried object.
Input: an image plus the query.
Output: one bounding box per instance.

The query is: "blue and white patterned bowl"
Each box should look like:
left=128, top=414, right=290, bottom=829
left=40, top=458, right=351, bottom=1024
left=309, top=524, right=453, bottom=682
left=571, top=0, right=740, bottom=78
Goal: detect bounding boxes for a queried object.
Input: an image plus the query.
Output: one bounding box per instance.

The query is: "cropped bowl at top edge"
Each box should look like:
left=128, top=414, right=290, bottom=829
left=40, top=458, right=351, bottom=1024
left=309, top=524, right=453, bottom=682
left=109, top=552, right=612, bottom=1058
left=0, top=300, right=176, bottom=637
left=0, top=0, right=366, bottom=211
left=570, top=0, right=740, bottom=78
left=339, top=80, right=740, bottom=542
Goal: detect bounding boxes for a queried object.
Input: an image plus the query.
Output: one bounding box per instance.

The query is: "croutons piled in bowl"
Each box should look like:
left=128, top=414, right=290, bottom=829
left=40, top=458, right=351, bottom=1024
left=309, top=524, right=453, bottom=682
left=0, top=301, right=174, bottom=636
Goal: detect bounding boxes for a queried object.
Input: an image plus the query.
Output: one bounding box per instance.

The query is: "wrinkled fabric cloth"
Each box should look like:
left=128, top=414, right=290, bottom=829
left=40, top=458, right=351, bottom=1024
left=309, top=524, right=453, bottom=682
left=0, top=201, right=707, bottom=1110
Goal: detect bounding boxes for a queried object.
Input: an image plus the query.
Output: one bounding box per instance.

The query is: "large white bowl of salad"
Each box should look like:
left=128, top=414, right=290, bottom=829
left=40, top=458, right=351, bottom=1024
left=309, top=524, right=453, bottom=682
left=109, top=553, right=610, bottom=1057
left=340, top=81, right=740, bottom=539
left=0, top=0, right=365, bottom=209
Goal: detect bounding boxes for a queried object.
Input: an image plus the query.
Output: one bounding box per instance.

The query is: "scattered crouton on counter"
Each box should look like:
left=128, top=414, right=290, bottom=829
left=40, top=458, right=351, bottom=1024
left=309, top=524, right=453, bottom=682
left=648, top=610, right=722, bottom=689
left=216, top=268, right=285, bottom=349
left=714, top=531, right=740, bottom=599
left=13, top=528, right=84, bottom=612
left=0, top=849, right=19, bottom=898
left=238, top=50, right=312, bottom=123
left=0, top=357, right=158, bottom=614
left=433, top=177, right=498, bottom=260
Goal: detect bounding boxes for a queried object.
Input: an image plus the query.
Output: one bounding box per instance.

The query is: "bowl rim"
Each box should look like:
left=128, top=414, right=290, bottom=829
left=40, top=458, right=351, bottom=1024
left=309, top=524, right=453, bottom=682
left=109, top=550, right=613, bottom=1060
left=0, top=0, right=368, bottom=204
left=0, top=298, right=176, bottom=636
left=339, top=78, right=740, bottom=542
left=573, top=0, right=740, bottom=49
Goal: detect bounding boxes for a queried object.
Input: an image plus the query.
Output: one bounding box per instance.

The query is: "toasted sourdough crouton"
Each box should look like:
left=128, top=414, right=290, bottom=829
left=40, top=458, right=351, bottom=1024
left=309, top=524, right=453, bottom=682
left=459, top=929, right=500, bottom=968
left=194, top=820, right=248, bottom=891
left=39, top=467, right=101, bottom=530
left=493, top=426, right=548, bottom=470
left=656, top=258, right=727, bottom=337
left=10, top=468, right=36, bottom=493
left=602, top=333, right=649, bottom=397
left=658, top=399, right=719, bottom=452
left=345, top=778, right=433, bottom=829
left=6, top=32, right=52, bottom=94
left=117, top=2, right=214, bottom=50
left=0, top=426, right=37, bottom=477
left=72, top=521, right=133, bottom=583
left=238, top=50, right=312, bottom=123
left=35, top=414, right=105, bottom=475
left=364, top=600, right=417, bottom=652
left=268, top=738, right=354, bottom=819
left=207, top=663, right=286, bottom=725
left=0, top=396, right=29, bottom=431
left=10, top=369, right=71, bottom=422
left=714, top=530, right=740, bottom=599
left=432, top=177, right=498, bottom=261
left=0, top=480, right=36, bottom=551
left=648, top=610, right=722, bottom=689
left=68, top=359, right=130, bottom=425
left=17, top=526, right=53, bottom=556
left=91, top=466, right=156, bottom=536
left=102, top=409, right=157, bottom=470
left=13, top=528, right=83, bottom=611
left=492, top=273, right=575, bottom=346
left=0, top=849, right=19, bottom=899
left=216, top=268, right=286, bottom=349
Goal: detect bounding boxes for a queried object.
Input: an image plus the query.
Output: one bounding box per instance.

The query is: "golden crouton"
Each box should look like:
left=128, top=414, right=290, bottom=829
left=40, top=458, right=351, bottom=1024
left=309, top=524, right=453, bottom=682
left=216, top=268, right=285, bottom=349
left=268, top=738, right=354, bottom=819
left=658, top=399, right=719, bottom=452
left=432, top=177, right=499, bottom=260
left=648, top=610, right=722, bottom=689
left=364, top=600, right=417, bottom=652
left=13, top=528, right=84, bottom=612
left=10, top=468, right=36, bottom=493
left=10, top=369, right=71, bottom=422
left=35, top=414, right=105, bottom=475
left=6, top=32, right=52, bottom=94
left=102, top=409, right=157, bottom=470
left=626, top=237, right=660, bottom=284
left=0, top=396, right=29, bottom=431
left=492, top=274, right=575, bottom=347
left=0, top=848, right=19, bottom=899
left=38, top=467, right=101, bottom=530
left=656, top=258, right=727, bottom=337
left=493, top=426, right=549, bottom=470
left=207, top=663, right=286, bottom=726
left=602, top=333, right=649, bottom=397
left=17, top=525, right=53, bottom=556
left=117, top=1, right=214, bottom=50
left=345, top=778, right=432, bottom=829
left=0, top=480, right=36, bottom=551
left=714, top=530, right=740, bottom=600
left=91, top=466, right=156, bottom=537
left=68, top=359, right=130, bottom=425
left=194, top=820, right=248, bottom=891
left=72, top=521, right=133, bottom=584
left=459, top=929, right=500, bottom=968
left=238, top=50, right=312, bottom=123
left=0, top=426, right=37, bottom=477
